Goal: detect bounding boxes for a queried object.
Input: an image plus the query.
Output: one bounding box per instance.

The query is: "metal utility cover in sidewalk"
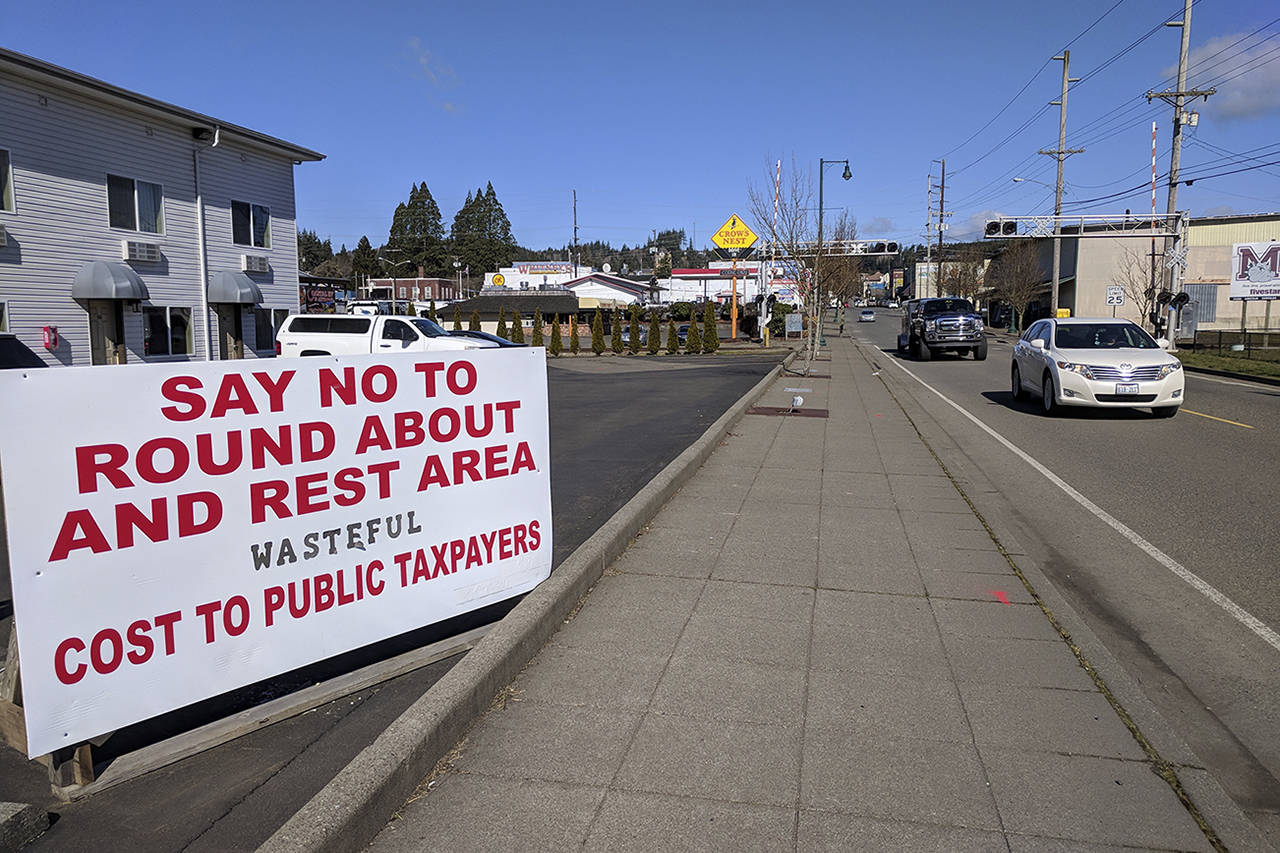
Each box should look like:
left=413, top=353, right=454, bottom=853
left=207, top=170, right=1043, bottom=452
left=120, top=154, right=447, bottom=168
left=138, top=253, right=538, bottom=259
left=747, top=406, right=829, bottom=418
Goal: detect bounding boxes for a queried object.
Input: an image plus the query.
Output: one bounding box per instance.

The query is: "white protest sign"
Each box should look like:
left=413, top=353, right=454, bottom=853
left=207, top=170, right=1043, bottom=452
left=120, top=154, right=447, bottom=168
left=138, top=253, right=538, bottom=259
left=0, top=348, right=551, bottom=757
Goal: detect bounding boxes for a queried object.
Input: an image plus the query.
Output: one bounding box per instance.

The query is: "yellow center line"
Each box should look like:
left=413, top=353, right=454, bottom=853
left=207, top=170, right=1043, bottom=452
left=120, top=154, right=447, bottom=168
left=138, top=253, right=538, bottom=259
left=1181, top=408, right=1254, bottom=429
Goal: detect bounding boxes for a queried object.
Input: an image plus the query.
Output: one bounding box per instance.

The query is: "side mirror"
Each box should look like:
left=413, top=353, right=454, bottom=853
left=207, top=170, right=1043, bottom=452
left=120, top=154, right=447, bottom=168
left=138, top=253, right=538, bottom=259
left=1030, top=339, right=1045, bottom=350
left=1156, top=337, right=1170, bottom=350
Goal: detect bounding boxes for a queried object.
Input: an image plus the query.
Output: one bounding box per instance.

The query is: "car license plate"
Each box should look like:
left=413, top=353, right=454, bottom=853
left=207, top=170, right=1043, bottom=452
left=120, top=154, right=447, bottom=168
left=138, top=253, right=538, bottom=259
left=1116, top=383, right=1139, bottom=394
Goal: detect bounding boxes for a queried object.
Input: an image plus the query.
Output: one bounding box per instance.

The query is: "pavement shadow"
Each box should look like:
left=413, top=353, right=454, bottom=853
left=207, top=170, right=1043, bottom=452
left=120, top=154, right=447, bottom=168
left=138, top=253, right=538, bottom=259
left=980, top=390, right=1167, bottom=421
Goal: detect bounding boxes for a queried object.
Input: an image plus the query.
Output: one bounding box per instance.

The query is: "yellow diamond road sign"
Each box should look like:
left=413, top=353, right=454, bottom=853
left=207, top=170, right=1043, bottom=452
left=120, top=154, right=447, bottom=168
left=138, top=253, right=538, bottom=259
left=712, top=214, right=758, bottom=250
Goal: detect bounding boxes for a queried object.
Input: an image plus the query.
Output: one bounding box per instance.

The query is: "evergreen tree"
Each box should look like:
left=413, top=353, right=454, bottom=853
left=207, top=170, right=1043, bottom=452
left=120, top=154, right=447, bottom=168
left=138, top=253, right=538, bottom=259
left=648, top=309, right=660, bottom=355
left=549, top=315, right=563, bottom=357
left=628, top=304, right=642, bottom=354
left=406, top=302, right=418, bottom=317
left=511, top=314, right=526, bottom=344
left=570, top=315, right=581, bottom=354
left=687, top=312, right=702, bottom=354
left=453, top=307, right=462, bottom=331
left=469, top=310, right=481, bottom=331
left=449, top=182, right=518, bottom=280
left=429, top=299, right=438, bottom=322
left=297, top=228, right=334, bottom=272
left=496, top=307, right=508, bottom=339
left=532, top=309, right=544, bottom=347
left=611, top=309, right=624, bottom=354
left=703, top=302, right=719, bottom=353
left=351, top=236, right=380, bottom=290
left=591, top=309, right=605, bottom=355
left=666, top=319, right=679, bottom=354
left=387, top=182, right=446, bottom=276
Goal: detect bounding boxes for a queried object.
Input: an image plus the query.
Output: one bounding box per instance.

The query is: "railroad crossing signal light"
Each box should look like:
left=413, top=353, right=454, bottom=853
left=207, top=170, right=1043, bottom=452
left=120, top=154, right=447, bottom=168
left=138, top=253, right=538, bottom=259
left=870, top=242, right=887, bottom=253
left=985, top=220, right=1001, bottom=237
left=886, top=241, right=899, bottom=253
left=1002, top=220, right=1017, bottom=235
left=1156, top=291, right=1173, bottom=305
left=1172, top=292, right=1190, bottom=308
left=985, top=220, right=1019, bottom=237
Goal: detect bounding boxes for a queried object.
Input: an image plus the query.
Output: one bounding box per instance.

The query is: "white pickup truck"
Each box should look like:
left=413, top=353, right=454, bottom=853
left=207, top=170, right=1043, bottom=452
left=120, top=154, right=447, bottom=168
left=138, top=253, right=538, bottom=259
left=274, top=314, right=493, bottom=357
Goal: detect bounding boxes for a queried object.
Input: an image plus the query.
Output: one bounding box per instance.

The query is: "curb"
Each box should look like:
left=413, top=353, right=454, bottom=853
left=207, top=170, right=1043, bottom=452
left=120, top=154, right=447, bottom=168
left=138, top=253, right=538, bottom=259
left=1180, top=363, right=1280, bottom=387
left=260, top=351, right=795, bottom=853
left=0, top=802, right=49, bottom=850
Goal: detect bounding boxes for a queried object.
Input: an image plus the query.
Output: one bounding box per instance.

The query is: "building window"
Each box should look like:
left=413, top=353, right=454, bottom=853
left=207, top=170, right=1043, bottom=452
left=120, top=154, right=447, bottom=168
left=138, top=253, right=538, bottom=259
left=107, top=174, right=164, bottom=233
left=232, top=200, right=270, bottom=248
left=143, top=306, right=192, bottom=356
left=0, top=301, right=7, bottom=332
left=0, top=149, right=13, bottom=213
left=400, top=287, right=407, bottom=298
left=255, top=307, right=290, bottom=349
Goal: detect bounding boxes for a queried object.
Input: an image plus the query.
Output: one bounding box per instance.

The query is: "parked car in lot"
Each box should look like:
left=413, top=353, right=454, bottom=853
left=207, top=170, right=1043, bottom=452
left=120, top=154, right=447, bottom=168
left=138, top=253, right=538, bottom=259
left=449, top=329, right=526, bottom=348
left=1010, top=318, right=1183, bottom=417
left=275, top=314, right=493, bottom=356
left=676, top=324, right=690, bottom=345
left=620, top=325, right=648, bottom=345
left=859, top=309, right=876, bottom=323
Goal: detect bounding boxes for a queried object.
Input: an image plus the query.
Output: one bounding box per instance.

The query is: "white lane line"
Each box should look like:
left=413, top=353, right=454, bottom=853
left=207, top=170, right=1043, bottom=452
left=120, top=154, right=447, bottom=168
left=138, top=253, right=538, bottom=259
left=884, top=357, right=1280, bottom=654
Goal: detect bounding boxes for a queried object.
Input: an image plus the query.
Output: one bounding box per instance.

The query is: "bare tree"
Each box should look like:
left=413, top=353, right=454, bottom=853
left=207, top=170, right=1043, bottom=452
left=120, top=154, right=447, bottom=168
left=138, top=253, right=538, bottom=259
left=1113, top=244, right=1159, bottom=330
left=747, top=157, right=820, bottom=362
left=942, top=244, right=987, bottom=304
left=989, top=240, right=1043, bottom=333
left=824, top=212, right=862, bottom=306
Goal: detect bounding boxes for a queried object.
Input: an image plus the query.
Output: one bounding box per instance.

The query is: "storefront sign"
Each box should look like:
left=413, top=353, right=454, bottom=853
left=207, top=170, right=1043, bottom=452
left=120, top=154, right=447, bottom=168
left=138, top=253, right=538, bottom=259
left=0, top=350, right=552, bottom=756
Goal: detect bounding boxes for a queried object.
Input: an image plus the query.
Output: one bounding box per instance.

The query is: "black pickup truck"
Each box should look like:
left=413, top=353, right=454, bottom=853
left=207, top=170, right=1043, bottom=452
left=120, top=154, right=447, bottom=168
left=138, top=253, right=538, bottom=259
left=897, top=297, right=987, bottom=361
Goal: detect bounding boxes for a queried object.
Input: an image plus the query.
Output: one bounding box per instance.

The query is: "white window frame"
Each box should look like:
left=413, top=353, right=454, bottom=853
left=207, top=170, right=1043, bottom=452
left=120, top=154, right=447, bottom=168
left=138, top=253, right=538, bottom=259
left=231, top=200, right=271, bottom=249
left=0, top=148, right=14, bottom=214
left=106, top=173, right=165, bottom=235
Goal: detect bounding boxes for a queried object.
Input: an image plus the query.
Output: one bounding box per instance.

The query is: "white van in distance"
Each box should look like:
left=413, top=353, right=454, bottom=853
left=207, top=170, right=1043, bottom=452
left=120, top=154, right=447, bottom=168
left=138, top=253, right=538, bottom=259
left=275, top=315, right=494, bottom=357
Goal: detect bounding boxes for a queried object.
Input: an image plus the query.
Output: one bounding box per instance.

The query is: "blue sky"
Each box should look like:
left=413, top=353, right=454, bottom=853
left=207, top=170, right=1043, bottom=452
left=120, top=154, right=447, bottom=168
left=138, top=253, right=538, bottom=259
left=7, top=0, right=1279, bottom=254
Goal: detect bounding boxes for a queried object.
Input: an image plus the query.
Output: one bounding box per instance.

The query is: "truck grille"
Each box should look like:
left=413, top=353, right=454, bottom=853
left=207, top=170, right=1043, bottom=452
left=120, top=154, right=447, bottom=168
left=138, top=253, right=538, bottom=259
left=936, top=317, right=977, bottom=333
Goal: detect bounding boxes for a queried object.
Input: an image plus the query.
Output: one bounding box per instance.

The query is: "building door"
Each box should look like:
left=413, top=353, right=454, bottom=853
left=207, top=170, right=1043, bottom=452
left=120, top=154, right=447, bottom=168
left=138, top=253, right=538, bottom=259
left=216, top=304, right=244, bottom=360
left=87, top=299, right=126, bottom=365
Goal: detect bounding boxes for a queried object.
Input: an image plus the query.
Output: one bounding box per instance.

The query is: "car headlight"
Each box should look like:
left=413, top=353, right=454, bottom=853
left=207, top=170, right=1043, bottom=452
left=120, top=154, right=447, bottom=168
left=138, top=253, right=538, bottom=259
left=924, top=319, right=937, bottom=331
left=1055, top=360, right=1095, bottom=380
left=1156, top=361, right=1182, bottom=379
left=973, top=317, right=984, bottom=331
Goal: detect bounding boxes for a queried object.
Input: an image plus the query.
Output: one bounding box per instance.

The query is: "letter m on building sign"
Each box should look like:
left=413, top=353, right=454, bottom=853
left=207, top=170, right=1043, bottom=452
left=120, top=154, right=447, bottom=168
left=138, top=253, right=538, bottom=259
left=1236, top=243, right=1280, bottom=281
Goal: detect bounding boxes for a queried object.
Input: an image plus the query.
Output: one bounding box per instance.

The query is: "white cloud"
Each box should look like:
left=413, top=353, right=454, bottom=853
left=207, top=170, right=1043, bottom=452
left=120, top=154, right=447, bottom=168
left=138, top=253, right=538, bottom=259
left=1173, top=33, right=1280, bottom=121
left=1203, top=204, right=1238, bottom=217
left=866, top=216, right=895, bottom=234
left=951, top=209, right=1005, bottom=241
left=407, top=36, right=459, bottom=112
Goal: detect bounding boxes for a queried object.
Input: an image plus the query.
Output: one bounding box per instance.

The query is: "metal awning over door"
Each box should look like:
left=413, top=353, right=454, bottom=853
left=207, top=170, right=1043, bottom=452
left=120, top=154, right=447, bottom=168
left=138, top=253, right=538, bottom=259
left=209, top=271, right=263, bottom=304
left=71, top=261, right=150, bottom=300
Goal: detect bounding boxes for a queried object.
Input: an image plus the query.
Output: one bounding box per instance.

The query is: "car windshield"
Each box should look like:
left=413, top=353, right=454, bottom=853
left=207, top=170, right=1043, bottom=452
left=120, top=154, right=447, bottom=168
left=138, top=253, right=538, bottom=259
left=1054, top=322, right=1158, bottom=349
left=921, top=299, right=975, bottom=315
left=410, top=317, right=450, bottom=338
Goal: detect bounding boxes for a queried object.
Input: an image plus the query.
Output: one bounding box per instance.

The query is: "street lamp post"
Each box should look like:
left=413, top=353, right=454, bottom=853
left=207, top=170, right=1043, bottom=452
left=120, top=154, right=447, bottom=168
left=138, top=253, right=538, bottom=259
left=453, top=259, right=462, bottom=300
left=378, top=256, right=414, bottom=313
left=817, top=158, right=853, bottom=343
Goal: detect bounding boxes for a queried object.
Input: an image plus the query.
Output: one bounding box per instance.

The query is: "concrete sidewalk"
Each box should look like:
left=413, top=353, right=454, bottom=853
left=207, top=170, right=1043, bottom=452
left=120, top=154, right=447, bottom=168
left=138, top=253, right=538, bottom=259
left=363, top=335, right=1236, bottom=852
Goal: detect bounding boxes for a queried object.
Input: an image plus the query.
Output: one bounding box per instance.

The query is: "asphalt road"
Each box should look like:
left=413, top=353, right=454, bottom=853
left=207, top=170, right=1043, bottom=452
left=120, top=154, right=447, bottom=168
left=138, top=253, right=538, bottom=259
left=1, top=351, right=783, bottom=852
left=850, top=307, right=1280, bottom=844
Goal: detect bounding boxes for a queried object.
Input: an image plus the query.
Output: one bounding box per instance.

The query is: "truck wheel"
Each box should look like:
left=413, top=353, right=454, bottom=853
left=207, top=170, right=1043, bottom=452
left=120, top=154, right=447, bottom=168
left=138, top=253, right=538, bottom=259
left=896, top=334, right=907, bottom=354
left=973, top=339, right=988, bottom=361
left=915, top=339, right=931, bottom=361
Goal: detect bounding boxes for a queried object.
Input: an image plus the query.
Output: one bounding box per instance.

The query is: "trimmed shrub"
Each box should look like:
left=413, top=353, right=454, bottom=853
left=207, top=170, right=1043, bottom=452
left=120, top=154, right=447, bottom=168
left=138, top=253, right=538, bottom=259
left=511, top=314, right=525, bottom=344
left=549, top=315, right=563, bottom=356
left=496, top=307, right=508, bottom=340
left=591, top=309, right=604, bottom=355
left=666, top=318, right=679, bottom=354
left=703, top=302, right=719, bottom=353
left=429, top=300, right=438, bottom=322
left=670, top=301, right=693, bottom=321
left=611, top=309, right=624, bottom=354
left=768, top=303, right=795, bottom=337
left=406, top=302, right=418, bottom=317
left=628, top=304, right=641, bottom=354
left=469, top=310, right=481, bottom=332
left=452, top=307, right=462, bottom=331
left=647, top=309, right=660, bottom=355
left=570, top=316, right=581, bottom=354
left=687, top=312, right=702, bottom=354
left=532, top=309, right=544, bottom=347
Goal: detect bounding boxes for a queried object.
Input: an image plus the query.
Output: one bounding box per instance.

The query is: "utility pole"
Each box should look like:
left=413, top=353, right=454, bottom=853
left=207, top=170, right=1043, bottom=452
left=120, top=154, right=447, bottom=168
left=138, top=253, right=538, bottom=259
left=1147, top=0, right=1214, bottom=347
left=572, top=189, right=579, bottom=279
left=935, top=159, right=945, bottom=297
left=1039, top=50, right=1083, bottom=319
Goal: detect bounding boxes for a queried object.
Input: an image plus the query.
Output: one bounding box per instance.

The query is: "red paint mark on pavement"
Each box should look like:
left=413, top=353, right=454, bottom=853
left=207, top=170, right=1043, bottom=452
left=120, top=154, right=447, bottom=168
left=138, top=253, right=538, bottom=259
left=988, top=590, right=1011, bottom=605
left=875, top=413, right=883, bottom=418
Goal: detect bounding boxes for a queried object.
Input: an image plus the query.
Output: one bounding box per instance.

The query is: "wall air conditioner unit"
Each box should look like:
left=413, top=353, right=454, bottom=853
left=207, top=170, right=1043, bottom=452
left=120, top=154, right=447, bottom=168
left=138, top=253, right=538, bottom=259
left=242, top=254, right=270, bottom=274
left=122, top=239, right=161, bottom=263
